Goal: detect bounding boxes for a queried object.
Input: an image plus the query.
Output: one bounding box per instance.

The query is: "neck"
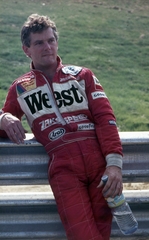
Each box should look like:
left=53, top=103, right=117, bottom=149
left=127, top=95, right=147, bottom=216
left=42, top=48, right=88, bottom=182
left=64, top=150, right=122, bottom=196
left=32, top=61, right=57, bottom=81
left=42, top=67, right=56, bottom=81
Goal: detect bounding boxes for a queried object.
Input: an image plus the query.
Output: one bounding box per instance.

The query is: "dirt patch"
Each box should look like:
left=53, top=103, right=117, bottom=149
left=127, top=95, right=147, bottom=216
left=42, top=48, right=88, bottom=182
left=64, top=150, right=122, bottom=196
left=124, top=182, right=149, bottom=190
left=0, top=182, right=148, bottom=194
left=0, top=184, right=51, bottom=193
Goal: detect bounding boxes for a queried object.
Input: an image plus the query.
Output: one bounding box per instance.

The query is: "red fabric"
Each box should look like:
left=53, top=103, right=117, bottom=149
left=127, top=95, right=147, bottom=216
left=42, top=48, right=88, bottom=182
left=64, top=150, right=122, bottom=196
left=48, top=139, right=112, bottom=240
left=0, top=56, right=122, bottom=239
left=0, top=56, right=122, bottom=159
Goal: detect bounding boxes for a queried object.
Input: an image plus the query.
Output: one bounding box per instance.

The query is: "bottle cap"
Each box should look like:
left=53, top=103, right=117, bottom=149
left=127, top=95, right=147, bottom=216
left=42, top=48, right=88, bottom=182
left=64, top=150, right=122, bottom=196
left=101, top=175, right=108, bottom=185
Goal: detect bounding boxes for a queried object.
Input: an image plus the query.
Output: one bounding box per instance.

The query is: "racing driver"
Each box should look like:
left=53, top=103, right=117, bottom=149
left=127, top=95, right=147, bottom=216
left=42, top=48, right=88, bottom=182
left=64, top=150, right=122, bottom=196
left=0, top=14, right=123, bottom=240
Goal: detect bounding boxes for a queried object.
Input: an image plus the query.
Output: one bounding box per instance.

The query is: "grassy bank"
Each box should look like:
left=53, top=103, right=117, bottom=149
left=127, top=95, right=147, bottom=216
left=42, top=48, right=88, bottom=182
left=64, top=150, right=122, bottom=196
left=0, top=0, right=149, bottom=132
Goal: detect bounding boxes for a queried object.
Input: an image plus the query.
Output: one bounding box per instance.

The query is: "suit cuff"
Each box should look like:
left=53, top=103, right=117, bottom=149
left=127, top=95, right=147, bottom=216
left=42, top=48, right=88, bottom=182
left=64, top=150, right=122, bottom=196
left=106, top=153, right=123, bottom=169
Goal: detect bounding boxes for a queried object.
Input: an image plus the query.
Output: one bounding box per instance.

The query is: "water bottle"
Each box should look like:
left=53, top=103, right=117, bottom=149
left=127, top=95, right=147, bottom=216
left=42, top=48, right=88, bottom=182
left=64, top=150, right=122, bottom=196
left=101, top=175, right=138, bottom=235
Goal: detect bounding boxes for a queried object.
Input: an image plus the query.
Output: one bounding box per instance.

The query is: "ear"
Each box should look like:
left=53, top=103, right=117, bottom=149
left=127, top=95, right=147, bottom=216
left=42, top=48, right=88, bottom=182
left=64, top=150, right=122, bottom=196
left=22, top=45, right=31, bottom=58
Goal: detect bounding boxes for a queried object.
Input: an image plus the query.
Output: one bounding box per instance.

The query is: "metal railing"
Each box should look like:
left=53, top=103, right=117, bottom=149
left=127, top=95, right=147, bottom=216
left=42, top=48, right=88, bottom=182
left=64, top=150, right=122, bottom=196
left=0, top=132, right=149, bottom=239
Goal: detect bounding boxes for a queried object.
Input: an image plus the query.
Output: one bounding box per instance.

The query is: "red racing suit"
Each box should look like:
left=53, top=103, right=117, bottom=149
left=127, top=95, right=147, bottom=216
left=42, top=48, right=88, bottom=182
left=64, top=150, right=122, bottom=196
left=0, top=56, right=123, bottom=240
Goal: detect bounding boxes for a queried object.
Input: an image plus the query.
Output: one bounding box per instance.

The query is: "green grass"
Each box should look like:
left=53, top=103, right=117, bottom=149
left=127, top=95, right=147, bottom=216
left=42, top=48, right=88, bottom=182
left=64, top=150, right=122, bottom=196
left=0, top=0, right=149, bottom=132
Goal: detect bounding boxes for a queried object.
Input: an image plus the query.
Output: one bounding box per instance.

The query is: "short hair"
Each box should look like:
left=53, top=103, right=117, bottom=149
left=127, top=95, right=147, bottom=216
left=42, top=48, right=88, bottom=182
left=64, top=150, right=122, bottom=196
left=21, top=13, right=58, bottom=47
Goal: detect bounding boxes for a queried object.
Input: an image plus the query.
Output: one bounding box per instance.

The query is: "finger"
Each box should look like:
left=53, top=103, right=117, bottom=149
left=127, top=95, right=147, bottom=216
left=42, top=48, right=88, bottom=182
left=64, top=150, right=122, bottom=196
left=7, top=126, right=25, bottom=144
left=103, top=178, right=120, bottom=198
left=117, top=181, right=123, bottom=196
left=110, top=181, right=123, bottom=198
left=103, top=182, right=114, bottom=198
left=6, top=130, right=19, bottom=144
left=97, top=179, right=104, bottom=188
left=102, top=177, right=113, bottom=193
left=16, top=123, right=26, bottom=139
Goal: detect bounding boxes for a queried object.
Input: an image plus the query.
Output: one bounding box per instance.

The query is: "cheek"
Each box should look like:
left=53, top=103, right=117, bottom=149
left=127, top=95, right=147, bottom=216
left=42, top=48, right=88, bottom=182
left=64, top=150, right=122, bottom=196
left=31, top=49, right=41, bottom=58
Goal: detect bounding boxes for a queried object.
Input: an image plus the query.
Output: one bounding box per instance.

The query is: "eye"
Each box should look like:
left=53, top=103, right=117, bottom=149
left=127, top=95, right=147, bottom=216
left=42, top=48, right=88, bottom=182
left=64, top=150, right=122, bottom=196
left=48, top=38, right=56, bottom=44
left=34, top=40, right=43, bottom=46
left=38, top=41, right=42, bottom=45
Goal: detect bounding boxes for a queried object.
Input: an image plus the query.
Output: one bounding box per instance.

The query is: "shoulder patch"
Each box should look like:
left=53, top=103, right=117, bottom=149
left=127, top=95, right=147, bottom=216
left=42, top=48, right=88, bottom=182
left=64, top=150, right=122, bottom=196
left=109, top=120, right=117, bottom=126
left=16, top=74, right=36, bottom=96
left=62, top=66, right=82, bottom=75
left=93, top=75, right=101, bottom=86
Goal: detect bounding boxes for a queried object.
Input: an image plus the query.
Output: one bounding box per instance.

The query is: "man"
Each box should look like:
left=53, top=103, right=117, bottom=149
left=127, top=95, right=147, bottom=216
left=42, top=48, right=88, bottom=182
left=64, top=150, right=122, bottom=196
left=0, top=14, right=123, bottom=240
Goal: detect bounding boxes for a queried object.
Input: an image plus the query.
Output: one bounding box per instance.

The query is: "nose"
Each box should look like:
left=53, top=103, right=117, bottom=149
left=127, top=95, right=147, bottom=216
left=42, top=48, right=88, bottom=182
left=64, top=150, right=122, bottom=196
left=44, top=41, right=51, bottom=50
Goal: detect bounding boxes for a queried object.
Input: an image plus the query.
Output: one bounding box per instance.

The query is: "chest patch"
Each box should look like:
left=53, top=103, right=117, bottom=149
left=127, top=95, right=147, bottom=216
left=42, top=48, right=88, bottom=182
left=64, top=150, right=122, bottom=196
left=17, top=76, right=36, bottom=96
left=49, top=128, right=66, bottom=141
left=62, top=66, right=82, bottom=75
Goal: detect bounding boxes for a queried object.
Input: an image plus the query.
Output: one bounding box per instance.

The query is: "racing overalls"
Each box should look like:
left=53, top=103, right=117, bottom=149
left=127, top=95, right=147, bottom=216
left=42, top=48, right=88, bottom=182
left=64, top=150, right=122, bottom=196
left=0, top=56, right=123, bottom=240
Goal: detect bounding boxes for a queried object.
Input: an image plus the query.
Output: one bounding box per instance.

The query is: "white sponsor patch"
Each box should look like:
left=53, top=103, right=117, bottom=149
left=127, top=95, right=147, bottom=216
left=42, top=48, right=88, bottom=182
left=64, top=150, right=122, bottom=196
left=93, top=75, right=101, bottom=86
left=49, top=128, right=65, bottom=141
left=53, top=80, right=88, bottom=113
left=18, top=80, right=88, bottom=127
left=77, top=123, right=95, bottom=131
left=109, top=120, right=116, bottom=126
left=39, top=114, right=88, bottom=131
left=62, top=66, right=82, bottom=75
left=91, top=91, right=107, bottom=100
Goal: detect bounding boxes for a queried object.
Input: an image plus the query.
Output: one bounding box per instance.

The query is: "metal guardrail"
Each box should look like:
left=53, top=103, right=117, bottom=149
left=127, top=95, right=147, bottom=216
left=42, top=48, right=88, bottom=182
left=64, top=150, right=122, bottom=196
left=0, top=131, right=149, bottom=239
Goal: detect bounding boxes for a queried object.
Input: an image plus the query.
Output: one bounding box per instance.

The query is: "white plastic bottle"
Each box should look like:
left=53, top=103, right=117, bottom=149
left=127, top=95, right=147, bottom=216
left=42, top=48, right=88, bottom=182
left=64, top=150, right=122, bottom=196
left=101, top=175, right=138, bottom=235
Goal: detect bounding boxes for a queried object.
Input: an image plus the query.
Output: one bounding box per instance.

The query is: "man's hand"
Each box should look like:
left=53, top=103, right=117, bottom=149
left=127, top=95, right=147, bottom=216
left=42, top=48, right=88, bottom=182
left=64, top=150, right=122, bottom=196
left=1, top=114, right=26, bottom=144
left=97, top=166, right=123, bottom=198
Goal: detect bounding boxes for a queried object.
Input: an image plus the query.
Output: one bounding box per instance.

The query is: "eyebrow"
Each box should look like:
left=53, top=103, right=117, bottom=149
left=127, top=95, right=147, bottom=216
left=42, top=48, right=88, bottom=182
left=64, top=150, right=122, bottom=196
left=32, top=37, right=56, bottom=45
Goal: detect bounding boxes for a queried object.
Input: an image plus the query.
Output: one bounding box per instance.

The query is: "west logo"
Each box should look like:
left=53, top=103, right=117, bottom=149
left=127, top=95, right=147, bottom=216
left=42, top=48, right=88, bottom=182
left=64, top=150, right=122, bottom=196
left=54, top=84, right=83, bottom=108
left=24, top=89, right=51, bottom=114
left=23, top=84, right=84, bottom=114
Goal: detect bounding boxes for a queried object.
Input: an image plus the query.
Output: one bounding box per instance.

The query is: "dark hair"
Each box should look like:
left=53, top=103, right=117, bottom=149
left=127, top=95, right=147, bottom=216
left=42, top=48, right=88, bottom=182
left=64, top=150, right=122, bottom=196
left=21, top=13, right=58, bottom=47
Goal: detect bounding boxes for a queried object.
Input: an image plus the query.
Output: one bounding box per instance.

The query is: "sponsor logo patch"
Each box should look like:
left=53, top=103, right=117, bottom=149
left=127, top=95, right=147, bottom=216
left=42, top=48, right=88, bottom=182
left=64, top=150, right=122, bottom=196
left=17, top=75, right=36, bottom=96
left=78, top=123, right=95, bottom=131
left=109, top=120, right=117, bottom=126
left=20, top=81, right=87, bottom=115
left=49, top=128, right=65, bottom=141
left=93, top=75, right=101, bottom=86
left=91, top=91, right=107, bottom=100
left=39, top=114, right=88, bottom=131
left=62, top=66, right=82, bottom=75
left=17, top=80, right=88, bottom=125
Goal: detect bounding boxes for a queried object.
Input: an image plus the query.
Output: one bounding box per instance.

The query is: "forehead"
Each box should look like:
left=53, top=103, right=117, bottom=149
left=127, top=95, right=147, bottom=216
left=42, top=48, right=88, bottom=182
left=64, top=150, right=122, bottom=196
left=30, top=27, right=55, bottom=43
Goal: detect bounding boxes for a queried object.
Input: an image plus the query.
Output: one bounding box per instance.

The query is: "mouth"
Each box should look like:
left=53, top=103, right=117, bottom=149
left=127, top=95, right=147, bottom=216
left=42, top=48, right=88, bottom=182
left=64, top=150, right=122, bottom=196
left=43, top=53, right=53, bottom=57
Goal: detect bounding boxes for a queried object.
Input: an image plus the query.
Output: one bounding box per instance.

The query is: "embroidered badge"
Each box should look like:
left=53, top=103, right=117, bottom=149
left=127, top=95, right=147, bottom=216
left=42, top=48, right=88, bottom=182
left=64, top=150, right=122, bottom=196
left=62, top=66, right=82, bottom=75
left=17, top=75, right=36, bottom=96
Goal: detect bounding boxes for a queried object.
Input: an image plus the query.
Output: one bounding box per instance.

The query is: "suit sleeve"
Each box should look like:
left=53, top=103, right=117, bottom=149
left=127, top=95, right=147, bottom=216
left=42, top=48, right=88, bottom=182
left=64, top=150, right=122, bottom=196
left=83, top=69, right=123, bottom=167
